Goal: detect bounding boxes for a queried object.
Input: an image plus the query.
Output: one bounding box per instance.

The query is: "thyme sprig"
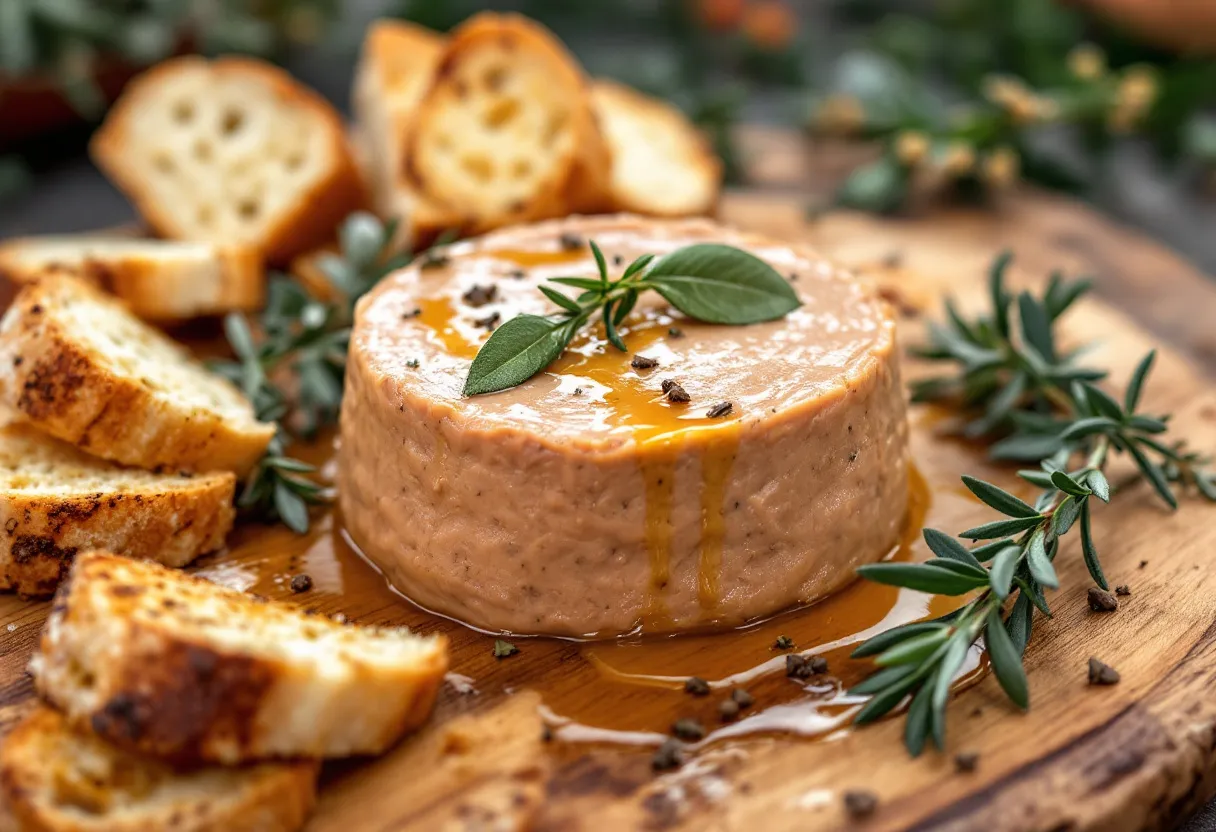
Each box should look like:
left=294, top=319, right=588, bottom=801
left=212, top=213, right=413, bottom=532
left=852, top=253, right=1216, bottom=755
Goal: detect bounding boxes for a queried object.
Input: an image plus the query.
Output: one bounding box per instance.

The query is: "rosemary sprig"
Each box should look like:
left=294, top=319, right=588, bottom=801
left=851, top=253, right=1216, bottom=755
left=463, top=241, right=799, bottom=396
left=212, top=213, right=413, bottom=532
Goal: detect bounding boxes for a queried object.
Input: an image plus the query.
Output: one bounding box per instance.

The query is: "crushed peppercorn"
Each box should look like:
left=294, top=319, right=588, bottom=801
left=843, top=789, right=878, bottom=818
left=474, top=311, right=501, bottom=330
left=652, top=738, right=684, bottom=771
left=559, top=233, right=584, bottom=251
left=1088, top=587, right=1118, bottom=612
left=661, top=379, right=690, bottom=403
left=462, top=284, right=497, bottom=307
left=289, top=574, right=312, bottom=593
left=671, top=718, right=705, bottom=741
left=773, top=635, right=794, bottom=650
left=1087, top=657, right=1120, bottom=685
left=684, top=676, right=711, bottom=696
left=706, top=401, right=733, bottom=419
left=631, top=355, right=659, bottom=370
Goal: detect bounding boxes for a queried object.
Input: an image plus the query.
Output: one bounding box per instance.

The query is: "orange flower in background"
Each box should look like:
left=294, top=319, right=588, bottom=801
left=743, top=1, right=797, bottom=51
left=694, top=0, right=746, bottom=31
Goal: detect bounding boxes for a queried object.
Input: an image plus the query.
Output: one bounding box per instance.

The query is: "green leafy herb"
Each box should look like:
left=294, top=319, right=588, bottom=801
left=851, top=252, right=1216, bottom=755
left=213, top=213, right=417, bottom=532
left=463, top=241, right=799, bottom=396
left=493, top=639, right=519, bottom=659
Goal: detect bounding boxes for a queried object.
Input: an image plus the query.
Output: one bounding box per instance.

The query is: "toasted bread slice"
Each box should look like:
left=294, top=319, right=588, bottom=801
left=405, top=13, right=603, bottom=233
left=0, top=706, right=318, bottom=832
left=91, top=56, right=364, bottom=264
left=0, top=423, right=235, bottom=598
left=0, top=275, right=274, bottom=475
left=350, top=20, right=464, bottom=247
left=32, top=552, right=449, bottom=764
left=591, top=80, right=722, bottom=217
left=0, top=236, right=264, bottom=323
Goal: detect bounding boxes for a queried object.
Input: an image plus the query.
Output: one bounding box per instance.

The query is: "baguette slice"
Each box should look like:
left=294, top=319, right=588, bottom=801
left=91, top=56, right=364, bottom=264
left=32, top=552, right=449, bottom=764
left=0, top=236, right=264, bottom=323
left=0, top=706, right=318, bottom=832
left=0, top=275, right=274, bottom=475
left=591, top=80, right=722, bottom=217
left=0, top=423, right=235, bottom=598
left=405, top=13, right=604, bottom=233
left=350, top=20, right=464, bottom=247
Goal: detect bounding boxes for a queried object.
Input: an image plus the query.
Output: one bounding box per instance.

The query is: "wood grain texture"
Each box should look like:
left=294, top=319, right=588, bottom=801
left=3, top=131, right=1216, bottom=831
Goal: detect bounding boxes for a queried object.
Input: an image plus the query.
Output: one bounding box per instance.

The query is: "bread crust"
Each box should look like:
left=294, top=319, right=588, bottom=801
left=591, top=79, right=722, bottom=217
left=0, top=426, right=235, bottom=598
left=91, top=56, right=366, bottom=264
left=0, top=238, right=264, bottom=322
left=404, top=13, right=602, bottom=233
left=33, top=552, right=449, bottom=764
left=1, top=707, right=318, bottom=832
left=0, top=276, right=274, bottom=475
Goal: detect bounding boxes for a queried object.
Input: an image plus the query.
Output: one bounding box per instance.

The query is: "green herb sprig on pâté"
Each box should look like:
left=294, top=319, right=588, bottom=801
left=850, top=252, right=1216, bottom=755
left=212, top=213, right=414, bottom=533
left=463, top=241, right=801, bottom=396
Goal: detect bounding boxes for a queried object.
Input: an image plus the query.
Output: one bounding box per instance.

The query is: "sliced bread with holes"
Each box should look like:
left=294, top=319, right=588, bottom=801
left=91, top=56, right=364, bottom=264
left=0, top=706, right=318, bottom=832
left=0, top=423, right=235, bottom=598
left=0, top=236, right=264, bottom=323
left=350, top=20, right=464, bottom=246
left=31, top=551, right=449, bottom=764
left=591, top=80, right=722, bottom=217
left=405, top=13, right=605, bottom=233
left=0, top=274, right=274, bottom=475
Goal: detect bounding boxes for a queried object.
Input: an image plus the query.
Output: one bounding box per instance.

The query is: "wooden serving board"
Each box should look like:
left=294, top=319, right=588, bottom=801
left=4, top=133, right=1216, bottom=831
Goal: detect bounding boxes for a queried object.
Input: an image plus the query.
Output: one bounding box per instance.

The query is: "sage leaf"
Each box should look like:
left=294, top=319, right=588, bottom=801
left=1080, top=382, right=1125, bottom=421
left=930, top=635, right=968, bottom=725
left=961, top=475, right=1038, bottom=517
left=602, top=301, right=627, bottom=351
left=971, top=540, right=1016, bottom=561
left=990, top=432, right=1065, bottom=461
left=851, top=621, right=946, bottom=659
left=1087, top=469, right=1111, bottom=502
left=463, top=315, right=574, bottom=396
left=960, top=515, right=1043, bottom=539
left=273, top=485, right=310, bottom=534
left=874, top=629, right=951, bottom=666
left=988, top=250, right=1013, bottom=338
left=613, top=288, right=639, bottom=325
left=590, top=240, right=609, bottom=288
left=1049, top=470, right=1091, bottom=497
left=1125, top=350, right=1155, bottom=413
left=1052, top=495, right=1082, bottom=535
left=1006, top=593, right=1034, bottom=656
left=643, top=243, right=801, bottom=324
left=922, top=528, right=983, bottom=570
left=986, top=608, right=1029, bottom=709
left=1017, top=291, right=1056, bottom=363
left=904, top=683, right=934, bottom=757
left=540, top=286, right=582, bottom=315
left=855, top=562, right=986, bottom=595
left=848, top=664, right=917, bottom=696
left=988, top=544, right=1020, bottom=599
left=1080, top=501, right=1108, bottom=590
left=1059, top=416, right=1120, bottom=441
left=1127, top=441, right=1177, bottom=509
left=548, top=276, right=605, bottom=291
left=1025, top=529, right=1058, bottom=589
